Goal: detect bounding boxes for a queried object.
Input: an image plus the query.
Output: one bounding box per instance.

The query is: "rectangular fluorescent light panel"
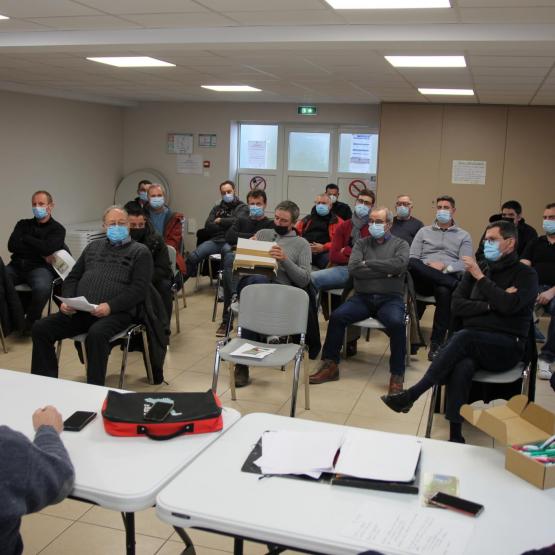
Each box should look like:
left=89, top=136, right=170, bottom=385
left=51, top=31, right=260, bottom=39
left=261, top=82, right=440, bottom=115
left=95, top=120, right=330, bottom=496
left=419, top=88, right=474, bottom=95
left=386, top=56, right=465, bottom=68
left=325, top=0, right=450, bottom=8
left=86, top=57, right=175, bottom=68
left=0, top=14, right=10, bottom=19
left=201, top=85, right=261, bottom=92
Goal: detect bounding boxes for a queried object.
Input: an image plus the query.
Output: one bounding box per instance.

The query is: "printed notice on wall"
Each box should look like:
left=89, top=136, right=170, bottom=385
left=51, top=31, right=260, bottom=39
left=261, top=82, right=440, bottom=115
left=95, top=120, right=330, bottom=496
left=167, top=133, right=193, bottom=155
left=349, top=134, right=372, bottom=173
left=177, top=154, right=202, bottom=174
left=452, top=160, right=486, bottom=185
left=247, top=140, right=267, bottom=169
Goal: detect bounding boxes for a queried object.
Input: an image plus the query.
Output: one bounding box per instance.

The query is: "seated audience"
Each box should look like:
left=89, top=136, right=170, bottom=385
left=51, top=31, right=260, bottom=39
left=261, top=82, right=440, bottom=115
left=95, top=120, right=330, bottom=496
left=296, top=194, right=342, bottom=269
left=31, top=206, right=153, bottom=386
left=147, top=184, right=185, bottom=273
left=184, top=180, right=248, bottom=280
left=217, top=189, right=274, bottom=337
left=409, top=195, right=473, bottom=360
left=134, top=179, right=151, bottom=209
left=310, top=207, right=409, bottom=394
left=233, top=200, right=312, bottom=387
left=382, top=220, right=538, bottom=443
left=521, top=202, right=555, bottom=380
left=391, top=194, right=424, bottom=245
left=7, top=191, right=66, bottom=334
left=0, top=405, right=74, bottom=555
left=326, top=183, right=352, bottom=221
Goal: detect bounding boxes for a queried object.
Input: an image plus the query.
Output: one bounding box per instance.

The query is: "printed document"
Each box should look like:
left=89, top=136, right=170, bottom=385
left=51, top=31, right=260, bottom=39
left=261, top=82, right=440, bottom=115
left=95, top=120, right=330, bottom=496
left=230, top=343, right=276, bottom=359
left=56, top=296, right=98, bottom=312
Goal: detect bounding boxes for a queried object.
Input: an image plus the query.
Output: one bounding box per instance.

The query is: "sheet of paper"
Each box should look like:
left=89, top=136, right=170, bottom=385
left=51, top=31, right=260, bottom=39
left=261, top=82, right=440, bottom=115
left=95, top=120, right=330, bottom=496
left=335, top=429, right=421, bottom=482
left=452, top=160, right=486, bottom=185
left=234, top=238, right=278, bottom=269
left=247, top=140, right=267, bottom=168
left=230, top=343, right=276, bottom=359
left=56, top=296, right=98, bottom=312
left=177, top=154, right=202, bottom=174
left=341, top=500, right=474, bottom=555
left=50, top=249, right=75, bottom=280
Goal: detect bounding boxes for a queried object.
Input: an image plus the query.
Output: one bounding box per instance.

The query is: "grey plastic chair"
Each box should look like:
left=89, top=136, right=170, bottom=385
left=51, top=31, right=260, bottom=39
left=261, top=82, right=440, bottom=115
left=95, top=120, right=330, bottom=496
left=212, top=283, right=310, bottom=417
left=167, top=245, right=183, bottom=333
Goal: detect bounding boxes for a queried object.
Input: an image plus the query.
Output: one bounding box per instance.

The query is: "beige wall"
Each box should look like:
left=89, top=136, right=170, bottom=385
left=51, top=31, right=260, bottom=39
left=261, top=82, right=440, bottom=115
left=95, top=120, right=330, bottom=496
left=0, top=90, right=123, bottom=261
left=377, top=103, right=554, bottom=246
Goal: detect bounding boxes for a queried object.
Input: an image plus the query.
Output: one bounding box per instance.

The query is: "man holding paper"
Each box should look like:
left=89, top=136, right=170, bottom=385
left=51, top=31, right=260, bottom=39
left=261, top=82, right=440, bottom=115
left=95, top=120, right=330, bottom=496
left=31, top=206, right=153, bottom=385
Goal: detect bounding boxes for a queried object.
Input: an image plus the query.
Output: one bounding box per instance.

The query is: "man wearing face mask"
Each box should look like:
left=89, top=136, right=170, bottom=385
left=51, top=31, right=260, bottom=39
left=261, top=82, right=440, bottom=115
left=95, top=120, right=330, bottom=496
left=6, top=191, right=66, bottom=334
left=409, top=195, right=473, bottom=360
left=325, top=183, right=352, bottom=221
left=30, top=206, right=153, bottom=386
left=391, top=194, right=423, bottom=245
left=383, top=220, right=537, bottom=443
left=310, top=207, right=409, bottom=393
left=133, top=180, right=151, bottom=209
left=296, top=194, right=343, bottom=269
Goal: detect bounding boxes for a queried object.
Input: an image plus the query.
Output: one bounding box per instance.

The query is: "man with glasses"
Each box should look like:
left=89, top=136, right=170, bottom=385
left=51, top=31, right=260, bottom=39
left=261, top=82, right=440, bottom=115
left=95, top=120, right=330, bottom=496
left=391, top=194, right=423, bottom=245
left=309, top=207, right=409, bottom=394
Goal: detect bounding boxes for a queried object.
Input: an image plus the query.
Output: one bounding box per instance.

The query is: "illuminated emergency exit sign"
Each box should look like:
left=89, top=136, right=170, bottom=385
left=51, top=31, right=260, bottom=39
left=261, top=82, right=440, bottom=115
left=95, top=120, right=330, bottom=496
left=297, top=105, right=318, bottom=116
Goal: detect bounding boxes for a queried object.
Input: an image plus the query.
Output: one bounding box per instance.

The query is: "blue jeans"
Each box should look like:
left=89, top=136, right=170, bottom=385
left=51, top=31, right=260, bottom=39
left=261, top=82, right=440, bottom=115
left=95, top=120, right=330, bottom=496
left=538, top=285, right=555, bottom=363
left=322, top=292, right=406, bottom=375
left=311, top=266, right=349, bottom=291
left=186, top=239, right=228, bottom=276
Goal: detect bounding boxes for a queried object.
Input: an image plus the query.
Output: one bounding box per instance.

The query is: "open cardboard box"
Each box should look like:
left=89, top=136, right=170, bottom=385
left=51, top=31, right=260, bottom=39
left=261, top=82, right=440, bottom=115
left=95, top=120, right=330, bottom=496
left=460, top=395, right=555, bottom=489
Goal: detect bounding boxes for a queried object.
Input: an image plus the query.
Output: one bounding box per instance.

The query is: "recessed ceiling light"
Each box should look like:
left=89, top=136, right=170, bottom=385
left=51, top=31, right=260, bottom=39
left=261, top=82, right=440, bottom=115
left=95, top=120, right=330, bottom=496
left=0, top=14, right=10, bottom=20
left=201, top=85, right=262, bottom=92
left=386, top=56, right=465, bottom=68
left=86, top=57, right=175, bottom=68
left=325, top=0, right=450, bottom=8
left=419, top=88, right=474, bottom=95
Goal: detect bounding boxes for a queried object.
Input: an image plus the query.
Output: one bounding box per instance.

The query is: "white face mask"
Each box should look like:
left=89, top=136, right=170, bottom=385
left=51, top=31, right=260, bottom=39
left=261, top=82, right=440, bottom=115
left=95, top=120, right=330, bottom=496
left=328, top=194, right=338, bottom=204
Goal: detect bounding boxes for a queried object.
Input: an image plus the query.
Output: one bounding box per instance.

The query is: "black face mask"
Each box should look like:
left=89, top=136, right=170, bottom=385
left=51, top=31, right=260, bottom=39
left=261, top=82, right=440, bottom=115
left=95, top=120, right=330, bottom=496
left=274, top=224, right=289, bottom=236
left=130, top=228, right=146, bottom=242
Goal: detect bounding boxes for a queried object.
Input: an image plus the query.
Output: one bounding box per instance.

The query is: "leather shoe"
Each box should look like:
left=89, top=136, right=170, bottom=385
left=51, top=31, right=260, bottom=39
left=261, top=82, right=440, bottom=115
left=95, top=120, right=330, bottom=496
left=345, top=339, right=357, bottom=358
left=381, top=390, right=413, bottom=413
left=309, top=359, right=339, bottom=384
left=427, top=343, right=441, bottom=362
left=388, top=374, right=404, bottom=395
left=234, top=364, right=250, bottom=387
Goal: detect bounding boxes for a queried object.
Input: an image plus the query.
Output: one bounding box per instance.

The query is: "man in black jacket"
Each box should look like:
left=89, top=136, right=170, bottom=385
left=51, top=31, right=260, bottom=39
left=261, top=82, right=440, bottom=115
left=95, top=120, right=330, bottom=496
left=7, top=191, right=66, bottom=333
left=382, top=220, right=538, bottom=443
left=325, top=183, right=352, bottom=221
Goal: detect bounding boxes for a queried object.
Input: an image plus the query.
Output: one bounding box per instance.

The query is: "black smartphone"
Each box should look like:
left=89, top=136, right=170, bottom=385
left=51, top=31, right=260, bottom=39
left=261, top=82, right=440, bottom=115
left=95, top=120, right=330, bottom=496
left=144, top=400, right=174, bottom=422
left=429, top=492, right=484, bottom=517
left=63, top=411, right=97, bottom=432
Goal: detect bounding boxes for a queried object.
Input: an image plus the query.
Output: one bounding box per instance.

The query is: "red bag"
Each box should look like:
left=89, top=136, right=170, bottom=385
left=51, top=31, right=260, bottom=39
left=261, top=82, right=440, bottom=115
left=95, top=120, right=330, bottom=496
left=101, top=390, right=223, bottom=440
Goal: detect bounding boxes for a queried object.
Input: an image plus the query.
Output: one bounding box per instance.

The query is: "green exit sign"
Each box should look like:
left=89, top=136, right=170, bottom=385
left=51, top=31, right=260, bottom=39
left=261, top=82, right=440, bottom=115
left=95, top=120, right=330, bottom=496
left=297, top=105, right=318, bottom=116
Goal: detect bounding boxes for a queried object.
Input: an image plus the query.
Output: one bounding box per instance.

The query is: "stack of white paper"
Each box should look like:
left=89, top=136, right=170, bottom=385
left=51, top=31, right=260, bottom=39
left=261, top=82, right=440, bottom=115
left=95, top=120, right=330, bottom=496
left=230, top=343, right=276, bottom=359
left=233, top=238, right=278, bottom=271
left=56, top=296, right=98, bottom=313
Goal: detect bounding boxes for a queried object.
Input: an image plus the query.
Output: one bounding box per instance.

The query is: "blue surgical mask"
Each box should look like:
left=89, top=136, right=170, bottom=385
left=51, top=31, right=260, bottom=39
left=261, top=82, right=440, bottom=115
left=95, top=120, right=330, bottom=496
left=543, top=219, right=555, bottom=235
left=436, top=209, right=451, bottom=224
left=354, top=204, right=370, bottom=219
left=249, top=205, right=264, bottom=218
left=369, top=223, right=386, bottom=239
left=138, top=191, right=148, bottom=202
left=223, top=193, right=234, bottom=204
left=32, top=207, right=48, bottom=220
left=315, top=204, right=330, bottom=217
left=149, top=196, right=165, bottom=209
left=396, top=206, right=410, bottom=219
left=483, top=240, right=502, bottom=262
left=106, top=225, right=129, bottom=243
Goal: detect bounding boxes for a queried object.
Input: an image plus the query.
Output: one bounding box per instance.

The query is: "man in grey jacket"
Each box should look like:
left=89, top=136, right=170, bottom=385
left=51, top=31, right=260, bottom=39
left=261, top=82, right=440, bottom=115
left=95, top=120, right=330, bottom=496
left=0, top=405, right=74, bottom=555
left=309, top=207, right=409, bottom=394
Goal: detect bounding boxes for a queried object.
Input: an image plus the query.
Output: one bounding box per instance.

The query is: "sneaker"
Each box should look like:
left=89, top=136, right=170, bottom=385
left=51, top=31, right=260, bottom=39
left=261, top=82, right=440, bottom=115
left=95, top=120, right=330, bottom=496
left=234, top=364, right=250, bottom=387
left=380, top=390, right=414, bottom=414
left=538, top=360, right=553, bottom=380
left=309, top=359, right=339, bottom=384
left=427, top=343, right=441, bottom=362
left=216, top=321, right=231, bottom=337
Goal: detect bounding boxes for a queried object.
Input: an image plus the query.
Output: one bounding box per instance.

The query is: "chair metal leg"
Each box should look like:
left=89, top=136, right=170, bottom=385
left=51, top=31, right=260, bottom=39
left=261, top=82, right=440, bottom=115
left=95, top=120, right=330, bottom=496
left=0, top=321, right=7, bottom=354
left=212, top=342, right=222, bottom=392
left=118, top=332, right=133, bottom=389
left=303, top=353, right=310, bottom=410
left=195, top=260, right=203, bottom=291
left=173, top=291, right=181, bottom=334
left=229, top=361, right=237, bottom=400
left=82, top=342, right=88, bottom=375
left=405, top=313, right=411, bottom=367
left=182, top=289, right=187, bottom=308
left=290, top=349, right=303, bottom=417
left=55, top=341, right=62, bottom=362
left=425, top=385, right=439, bottom=438
left=521, top=363, right=531, bottom=397
left=140, top=328, right=154, bottom=384
left=211, top=271, right=222, bottom=322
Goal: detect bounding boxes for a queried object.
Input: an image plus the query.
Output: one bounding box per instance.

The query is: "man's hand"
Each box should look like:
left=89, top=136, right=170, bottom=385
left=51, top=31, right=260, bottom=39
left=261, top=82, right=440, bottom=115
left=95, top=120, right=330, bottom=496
left=33, top=406, right=63, bottom=433
left=44, top=254, right=55, bottom=265
left=538, top=288, right=555, bottom=305
left=462, top=256, right=484, bottom=280
left=427, top=261, right=446, bottom=271
left=310, top=242, right=325, bottom=253
left=214, top=217, right=222, bottom=224
left=91, top=302, right=111, bottom=318
left=60, top=302, right=76, bottom=315
left=506, top=286, right=518, bottom=294
left=269, top=245, right=287, bottom=261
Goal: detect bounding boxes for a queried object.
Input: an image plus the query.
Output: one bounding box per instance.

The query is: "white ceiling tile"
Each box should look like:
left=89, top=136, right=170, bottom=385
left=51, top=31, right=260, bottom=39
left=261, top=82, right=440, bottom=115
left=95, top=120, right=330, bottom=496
left=468, top=55, right=555, bottom=68
left=457, top=0, right=555, bottom=6
left=77, top=0, right=209, bottom=15
left=0, top=19, right=52, bottom=31
left=338, top=9, right=458, bottom=24
left=26, top=15, right=141, bottom=30
left=460, top=7, right=555, bottom=23
left=196, top=0, right=327, bottom=11
left=122, top=12, right=237, bottom=27
left=0, top=0, right=102, bottom=17
left=470, top=66, right=550, bottom=77
left=222, top=10, right=344, bottom=25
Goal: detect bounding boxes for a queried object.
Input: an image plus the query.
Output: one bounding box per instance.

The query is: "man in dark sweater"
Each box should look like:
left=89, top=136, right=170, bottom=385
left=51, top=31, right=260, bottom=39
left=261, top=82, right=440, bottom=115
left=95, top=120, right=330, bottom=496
left=390, top=194, right=424, bottom=245
left=31, top=206, right=153, bottom=385
left=0, top=405, right=74, bottom=555
left=326, top=183, right=352, bottom=221
left=7, top=190, right=66, bottom=333
left=382, top=220, right=538, bottom=443
left=310, top=207, right=409, bottom=394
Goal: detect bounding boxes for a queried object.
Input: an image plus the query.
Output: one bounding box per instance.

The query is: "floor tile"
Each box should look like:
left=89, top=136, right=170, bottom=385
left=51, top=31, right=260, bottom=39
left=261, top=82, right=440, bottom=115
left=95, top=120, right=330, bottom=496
left=20, top=513, right=73, bottom=554
left=40, top=498, right=92, bottom=520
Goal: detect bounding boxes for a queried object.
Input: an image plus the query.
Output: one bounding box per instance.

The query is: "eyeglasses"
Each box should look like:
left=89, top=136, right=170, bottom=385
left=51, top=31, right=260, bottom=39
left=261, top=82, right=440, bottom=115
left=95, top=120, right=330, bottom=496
left=356, top=199, right=374, bottom=207
left=368, top=219, right=386, bottom=225
left=396, top=202, right=411, bottom=207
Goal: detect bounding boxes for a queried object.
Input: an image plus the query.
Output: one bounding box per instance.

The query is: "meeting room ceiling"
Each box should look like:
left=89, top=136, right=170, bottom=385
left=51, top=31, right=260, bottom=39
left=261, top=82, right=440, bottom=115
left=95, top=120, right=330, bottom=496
left=1, top=0, right=555, bottom=106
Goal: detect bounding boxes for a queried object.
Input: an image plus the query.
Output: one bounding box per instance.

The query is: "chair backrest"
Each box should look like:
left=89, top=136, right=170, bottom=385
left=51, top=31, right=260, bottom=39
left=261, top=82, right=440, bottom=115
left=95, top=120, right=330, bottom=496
left=238, top=284, right=309, bottom=337
left=167, top=244, right=177, bottom=271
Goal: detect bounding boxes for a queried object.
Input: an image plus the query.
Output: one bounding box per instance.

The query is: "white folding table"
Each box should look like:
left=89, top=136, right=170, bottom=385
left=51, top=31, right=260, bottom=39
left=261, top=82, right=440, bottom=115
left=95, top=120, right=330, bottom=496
left=0, top=369, right=241, bottom=555
left=156, top=412, right=555, bottom=555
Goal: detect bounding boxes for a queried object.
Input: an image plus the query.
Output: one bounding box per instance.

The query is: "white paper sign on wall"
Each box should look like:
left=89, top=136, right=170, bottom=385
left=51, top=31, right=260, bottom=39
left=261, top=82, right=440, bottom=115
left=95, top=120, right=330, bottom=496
left=452, top=160, right=487, bottom=185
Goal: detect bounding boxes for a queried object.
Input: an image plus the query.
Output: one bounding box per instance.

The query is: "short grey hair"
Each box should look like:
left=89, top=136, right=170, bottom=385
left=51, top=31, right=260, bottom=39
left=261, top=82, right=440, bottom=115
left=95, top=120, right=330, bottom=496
left=371, top=206, right=393, bottom=223
left=103, top=205, right=128, bottom=223
left=275, top=200, right=300, bottom=223
left=148, top=183, right=166, bottom=196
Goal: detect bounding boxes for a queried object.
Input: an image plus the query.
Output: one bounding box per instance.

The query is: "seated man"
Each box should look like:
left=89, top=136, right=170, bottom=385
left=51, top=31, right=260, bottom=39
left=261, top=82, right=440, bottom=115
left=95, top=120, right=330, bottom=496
left=409, top=195, right=473, bottom=360
left=326, top=183, right=352, bottom=221
left=0, top=405, right=74, bottom=555
left=147, top=184, right=185, bottom=273
left=7, top=190, right=66, bottom=334
left=391, top=194, right=424, bottom=245
left=310, top=207, right=409, bottom=394
left=133, top=179, right=151, bottom=209
left=126, top=202, right=173, bottom=320
left=184, top=180, right=248, bottom=280
left=296, top=194, right=342, bottom=269
left=31, top=206, right=153, bottom=386
left=521, top=202, right=555, bottom=380
left=311, top=188, right=375, bottom=292
left=233, top=200, right=312, bottom=387
left=216, top=189, right=274, bottom=337
left=382, top=220, right=538, bottom=443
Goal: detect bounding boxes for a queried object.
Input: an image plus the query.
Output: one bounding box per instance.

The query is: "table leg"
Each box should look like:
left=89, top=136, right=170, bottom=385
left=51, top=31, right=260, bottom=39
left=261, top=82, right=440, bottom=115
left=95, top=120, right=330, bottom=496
left=121, top=512, right=135, bottom=555
left=233, top=537, right=244, bottom=555
left=173, top=527, right=196, bottom=554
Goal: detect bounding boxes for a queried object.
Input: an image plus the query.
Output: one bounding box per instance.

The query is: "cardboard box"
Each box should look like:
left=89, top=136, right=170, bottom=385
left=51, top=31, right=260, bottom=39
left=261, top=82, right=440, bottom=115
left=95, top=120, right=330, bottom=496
left=460, top=395, right=555, bottom=489
left=233, top=238, right=277, bottom=276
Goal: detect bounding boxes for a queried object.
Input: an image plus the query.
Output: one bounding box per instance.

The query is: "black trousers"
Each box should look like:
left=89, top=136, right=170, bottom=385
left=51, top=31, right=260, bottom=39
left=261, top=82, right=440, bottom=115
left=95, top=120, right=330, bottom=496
left=31, top=311, right=133, bottom=385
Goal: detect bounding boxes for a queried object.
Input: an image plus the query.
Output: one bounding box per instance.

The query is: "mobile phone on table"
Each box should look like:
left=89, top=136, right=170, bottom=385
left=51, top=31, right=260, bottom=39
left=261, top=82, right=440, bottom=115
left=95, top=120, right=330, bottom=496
left=144, top=400, right=174, bottom=422
left=63, top=411, right=97, bottom=432
left=429, top=492, right=484, bottom=517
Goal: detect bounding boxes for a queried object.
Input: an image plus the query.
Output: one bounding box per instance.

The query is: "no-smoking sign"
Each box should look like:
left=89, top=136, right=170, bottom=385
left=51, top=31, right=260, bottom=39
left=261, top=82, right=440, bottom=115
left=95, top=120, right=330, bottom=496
left=348, top=179, right=368, bottom=198
left=249, top=176, right=267, bottom=190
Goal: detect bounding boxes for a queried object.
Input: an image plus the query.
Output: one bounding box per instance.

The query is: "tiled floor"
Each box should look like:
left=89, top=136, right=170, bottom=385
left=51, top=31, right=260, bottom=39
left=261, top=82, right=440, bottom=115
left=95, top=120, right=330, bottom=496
left=5, top=279, right=554, bottom=554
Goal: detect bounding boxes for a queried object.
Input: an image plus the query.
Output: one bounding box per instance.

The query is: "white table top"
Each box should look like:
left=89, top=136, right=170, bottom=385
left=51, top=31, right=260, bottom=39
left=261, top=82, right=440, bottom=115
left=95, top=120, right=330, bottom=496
left=156, top=412, right=555, bottom=555
left=0, top=369, right=241, bottom=512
